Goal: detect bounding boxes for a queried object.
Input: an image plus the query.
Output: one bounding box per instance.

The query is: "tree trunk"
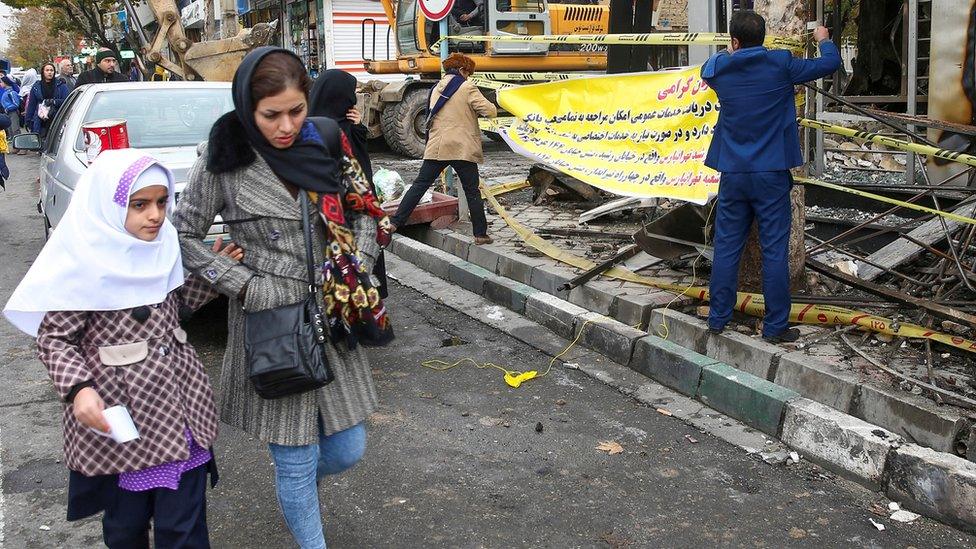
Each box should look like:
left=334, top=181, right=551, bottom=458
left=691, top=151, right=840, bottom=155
left=735, top=0, right=809, bottom=294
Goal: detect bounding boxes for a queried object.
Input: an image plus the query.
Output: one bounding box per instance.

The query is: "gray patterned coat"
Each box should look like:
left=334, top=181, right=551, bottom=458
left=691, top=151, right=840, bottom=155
left=174, top=142, right=379, bottom=446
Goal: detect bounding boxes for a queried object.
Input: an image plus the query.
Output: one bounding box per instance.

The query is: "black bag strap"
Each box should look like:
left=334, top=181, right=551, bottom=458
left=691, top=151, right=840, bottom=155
left=299, top=191, right=317, bottom=293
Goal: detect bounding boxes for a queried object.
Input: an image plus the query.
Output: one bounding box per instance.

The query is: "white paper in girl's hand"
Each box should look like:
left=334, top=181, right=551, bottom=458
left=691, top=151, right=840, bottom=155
left=90, top=405, right=140, bottom=443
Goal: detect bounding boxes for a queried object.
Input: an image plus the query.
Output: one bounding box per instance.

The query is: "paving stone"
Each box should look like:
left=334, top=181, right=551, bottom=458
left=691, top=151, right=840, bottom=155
left=524, top=292, right=590, bottom=340
left=575, top=312, right=646, bottom=366
left=529, top=263, right=576, bottom=295
left=698, top=362, right=799, bottom=436
left=442, top=232, right=474, bottom=261
left=448, top=261, right=492, bottom=294
left=774, top=353, right=858, bottom=413
left=407, top=242, right=465, bottom=281
left=853, top=384, right=968, bottom=454
left=705, top=331, right=785, bottom=381
left=497, top=254, right=551, bottom=285
left=782, top=398, right=897, bottom=488
left=483, top=276, right=538, bottom=314
left=466, top=243, right=504, bottom=273
left=629, top=335, right=716, bottom=396
left=648, top=308, right=709, bottom=354
left=611, top=291, right=678, bottom=329
left=567, top=280, right=620, bottom=315
left=885, top=443, right=976, bottom=533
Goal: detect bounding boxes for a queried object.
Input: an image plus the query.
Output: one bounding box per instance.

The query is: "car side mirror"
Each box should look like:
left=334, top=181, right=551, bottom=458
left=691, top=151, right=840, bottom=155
left=12, top=133, right=42, bottom=151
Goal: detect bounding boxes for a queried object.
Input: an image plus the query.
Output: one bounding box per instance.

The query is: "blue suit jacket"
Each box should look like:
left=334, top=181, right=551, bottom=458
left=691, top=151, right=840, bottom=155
left=702, top=41, right=841, bottom=173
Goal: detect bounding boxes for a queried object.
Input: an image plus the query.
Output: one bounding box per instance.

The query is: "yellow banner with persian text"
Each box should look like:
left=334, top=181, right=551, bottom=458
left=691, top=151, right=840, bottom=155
left=496, top=67, right=720, bottom=204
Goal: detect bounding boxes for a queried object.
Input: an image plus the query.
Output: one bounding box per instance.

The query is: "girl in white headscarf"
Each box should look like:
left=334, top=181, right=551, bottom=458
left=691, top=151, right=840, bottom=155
left=4, top=148, right=242, bottom=547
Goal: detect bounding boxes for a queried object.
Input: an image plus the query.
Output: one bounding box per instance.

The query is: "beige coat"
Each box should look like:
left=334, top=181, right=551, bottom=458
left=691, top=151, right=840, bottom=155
left=423, top=75, right=497, bottom=163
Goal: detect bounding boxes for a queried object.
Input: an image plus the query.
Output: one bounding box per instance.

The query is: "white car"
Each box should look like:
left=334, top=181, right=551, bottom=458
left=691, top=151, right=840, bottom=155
left=14, top=81, right=233, bottom=240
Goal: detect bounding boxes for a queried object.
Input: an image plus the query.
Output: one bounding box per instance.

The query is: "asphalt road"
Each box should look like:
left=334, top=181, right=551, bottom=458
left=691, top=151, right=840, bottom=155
left=2, top=152, right=974, bottom=548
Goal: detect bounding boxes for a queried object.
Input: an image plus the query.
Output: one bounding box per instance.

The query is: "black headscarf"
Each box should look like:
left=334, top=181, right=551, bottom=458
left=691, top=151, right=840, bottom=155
left=40, top=64, right=56, bottom=99
left=227, top=47, right=341, bottom=193
left=309, top=69, right=373, bottom=184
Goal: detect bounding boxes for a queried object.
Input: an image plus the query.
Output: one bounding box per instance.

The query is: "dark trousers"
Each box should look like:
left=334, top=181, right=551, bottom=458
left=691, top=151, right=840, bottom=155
left=391, top=159, right=489, bottom=237
left=101, top=464, right=211, bottom=549
left=708, top=171, right=792, bottom=337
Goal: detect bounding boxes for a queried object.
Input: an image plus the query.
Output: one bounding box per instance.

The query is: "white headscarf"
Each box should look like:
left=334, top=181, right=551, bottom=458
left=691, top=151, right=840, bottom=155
left=18, top=68, right=36, bottom=98
left=4, top=149, right=184, bottom=336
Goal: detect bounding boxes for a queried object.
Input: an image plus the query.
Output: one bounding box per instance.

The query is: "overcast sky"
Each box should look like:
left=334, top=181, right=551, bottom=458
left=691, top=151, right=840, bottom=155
left=0, top=2, right=14, bottom=52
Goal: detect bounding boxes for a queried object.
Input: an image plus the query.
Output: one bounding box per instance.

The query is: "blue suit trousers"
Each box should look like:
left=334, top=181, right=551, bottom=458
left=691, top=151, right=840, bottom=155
left=708, top=171, right=792, bottom=337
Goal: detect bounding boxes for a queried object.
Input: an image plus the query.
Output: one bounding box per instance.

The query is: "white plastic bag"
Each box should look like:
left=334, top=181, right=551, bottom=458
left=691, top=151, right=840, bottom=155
left=373, top=168, right=405, bottom=203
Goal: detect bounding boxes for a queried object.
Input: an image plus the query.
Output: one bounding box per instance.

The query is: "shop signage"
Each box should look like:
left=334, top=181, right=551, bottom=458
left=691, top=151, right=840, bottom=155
left=419, top=0, right=454, bottom=22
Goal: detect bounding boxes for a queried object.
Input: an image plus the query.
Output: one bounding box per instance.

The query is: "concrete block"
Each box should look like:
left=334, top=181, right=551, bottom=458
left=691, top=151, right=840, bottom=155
left=448, top=261, right=492, bottom=295
left=648, top=308, right=709, bottom=354
left=403, top=225, right=446, bottom=250
left=705, top=331, right=785, bottom=381
left=466, top=243, right=504, bottom=274
left=441, top=232, right=474, bottom=261
left=611, top=292, right=674, bottom=330
left=483, top=276, right=537, bottom=314
left=629, top=335, right=716, bottom=396
left=495, top=254, right=545, bottom=284
left=782, top=398, right=897, bottom=488
left=698, top=362, right=799, bottom=436
left=576, top=312, right=646, bottom=366
left=529, top=263, right=576, bottom=295
left=412, top=244, right=465, bottom=281
left=524, top=292, right=590, bottom=340
left=885, top=443, right=976, bottom=533
left=774, top=353, right=858, bottom=413
left=854, top=384, right=967, bottom=454
left=567, top=280, right=620, bottom=316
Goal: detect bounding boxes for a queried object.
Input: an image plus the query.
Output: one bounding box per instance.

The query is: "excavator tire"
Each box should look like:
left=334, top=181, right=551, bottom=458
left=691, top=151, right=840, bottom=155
left=381, top=87, right=429, bottom=158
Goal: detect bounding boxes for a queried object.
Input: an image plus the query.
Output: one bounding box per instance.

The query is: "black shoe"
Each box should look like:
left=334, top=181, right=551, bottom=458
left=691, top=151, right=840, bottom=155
left=708, top=326, right=724, bottom=335
left=763, top=327, right=800, bottom=344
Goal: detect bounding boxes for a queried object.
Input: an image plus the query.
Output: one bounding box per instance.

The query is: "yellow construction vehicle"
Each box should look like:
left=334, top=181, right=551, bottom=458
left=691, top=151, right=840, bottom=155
left=361, top=0, right=609, bottom=157
left=129, top=0, right=277, bottom=81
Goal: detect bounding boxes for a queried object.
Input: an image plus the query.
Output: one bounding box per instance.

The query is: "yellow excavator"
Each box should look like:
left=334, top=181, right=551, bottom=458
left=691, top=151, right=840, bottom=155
left=128, top=0, right=276, bottom=81
left=361, top=0, right=610, bottom=157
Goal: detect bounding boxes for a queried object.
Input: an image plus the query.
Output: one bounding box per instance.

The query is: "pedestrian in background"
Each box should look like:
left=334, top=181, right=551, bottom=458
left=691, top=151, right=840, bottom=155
left=59, top=59, right=77, bottom=90
left=702, top=10, right=840, bottom=343
left=389, top=53, right=497, bottom=244
left=3, top=149, right=243, bottom=548
left=76, top=49, right=128, bottom=86
left=0, top=76, right=21, bottom=140
left=310, top=69, right=389, bottom=298
left=0, top=114, right=10, bottom=190
left=175, top=47, right=394, bottom=549
left=26, top=62, right=69, bottom=140
left=18, top=67, right=37, bottom=142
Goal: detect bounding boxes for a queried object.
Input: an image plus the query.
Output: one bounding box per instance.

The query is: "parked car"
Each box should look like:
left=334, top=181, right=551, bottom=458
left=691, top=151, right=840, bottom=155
left=13, top=81, right=233, bottom=240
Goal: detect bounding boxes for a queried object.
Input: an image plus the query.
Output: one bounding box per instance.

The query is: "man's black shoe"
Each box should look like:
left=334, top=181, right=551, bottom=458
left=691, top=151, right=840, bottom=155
left=763, top=327, right=800, bottom=344
left=708, top=326, right=724, bottom=335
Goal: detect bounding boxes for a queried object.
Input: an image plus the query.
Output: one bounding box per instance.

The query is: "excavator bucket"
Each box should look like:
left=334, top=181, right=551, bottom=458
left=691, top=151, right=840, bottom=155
left=183, top=21, right=278, bottom=82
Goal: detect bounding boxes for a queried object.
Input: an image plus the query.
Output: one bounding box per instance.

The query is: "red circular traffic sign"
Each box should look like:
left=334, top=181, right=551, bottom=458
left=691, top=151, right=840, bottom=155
left=419, top=0, right=455, bottom=22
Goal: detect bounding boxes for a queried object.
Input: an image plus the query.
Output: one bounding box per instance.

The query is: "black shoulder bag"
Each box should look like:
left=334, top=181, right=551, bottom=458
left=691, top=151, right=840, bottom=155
left=244, top=191, right=334, bottom=399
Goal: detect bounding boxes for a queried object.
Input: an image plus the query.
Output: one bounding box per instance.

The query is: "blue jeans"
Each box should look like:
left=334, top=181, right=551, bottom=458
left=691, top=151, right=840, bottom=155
left=268, top=423, right=366, bottom=549
left=708, top=171, right=793, bottom=337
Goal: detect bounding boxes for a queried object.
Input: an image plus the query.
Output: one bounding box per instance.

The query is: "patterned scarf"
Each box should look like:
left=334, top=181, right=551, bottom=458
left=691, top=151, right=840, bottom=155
left=307, top=129, right=395, bottom=349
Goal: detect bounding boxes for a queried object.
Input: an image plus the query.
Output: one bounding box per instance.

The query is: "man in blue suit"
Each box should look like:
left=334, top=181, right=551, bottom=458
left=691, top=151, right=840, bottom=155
left=703, top=10, right=840, bottom=343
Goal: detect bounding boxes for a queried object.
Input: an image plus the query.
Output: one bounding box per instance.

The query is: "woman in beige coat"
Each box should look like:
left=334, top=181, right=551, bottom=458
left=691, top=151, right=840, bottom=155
left=390, top=53, right=497, bottom=244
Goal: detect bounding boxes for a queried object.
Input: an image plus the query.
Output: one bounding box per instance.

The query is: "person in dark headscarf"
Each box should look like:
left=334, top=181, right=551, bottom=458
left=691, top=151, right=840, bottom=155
left=175, top=47, right=394, bottom=549
left=310, top=69, right=389, bottom=298
left=26, top=62, right=69, bottom=139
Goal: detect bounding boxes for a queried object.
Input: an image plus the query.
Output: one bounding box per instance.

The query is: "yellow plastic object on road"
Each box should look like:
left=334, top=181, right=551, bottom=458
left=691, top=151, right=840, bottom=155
left=481, top=182, right=976, bottom=354
left=443, top=32, right=805, bottom=51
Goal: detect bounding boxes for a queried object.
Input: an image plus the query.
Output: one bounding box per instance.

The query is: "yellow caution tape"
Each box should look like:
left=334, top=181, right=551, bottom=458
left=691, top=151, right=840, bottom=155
left=474, top=72, right=588, bottom=82
left=444, top=32, right=805, bottom=50
left=481, top=182, right=976, bottom=354
left=797, top=177, right=976, bottom=225
left=799, top=118, right=976, bottom=168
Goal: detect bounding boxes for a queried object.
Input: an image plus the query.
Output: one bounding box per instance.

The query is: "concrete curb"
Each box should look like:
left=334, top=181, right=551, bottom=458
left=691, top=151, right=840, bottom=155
left=389, top=233, right=976, bottom=532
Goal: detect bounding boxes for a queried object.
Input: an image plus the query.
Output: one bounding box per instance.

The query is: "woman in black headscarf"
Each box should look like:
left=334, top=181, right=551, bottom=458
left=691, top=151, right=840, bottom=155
left=26, top=62, right=68, bottom=139
left=175, top=47, right=394, bottom=548
left=309, top=69, right=389, bottom=298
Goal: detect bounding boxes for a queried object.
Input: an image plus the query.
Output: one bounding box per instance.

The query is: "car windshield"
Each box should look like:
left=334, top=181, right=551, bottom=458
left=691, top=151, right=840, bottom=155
left=74, top=88, right=233, bottom=150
